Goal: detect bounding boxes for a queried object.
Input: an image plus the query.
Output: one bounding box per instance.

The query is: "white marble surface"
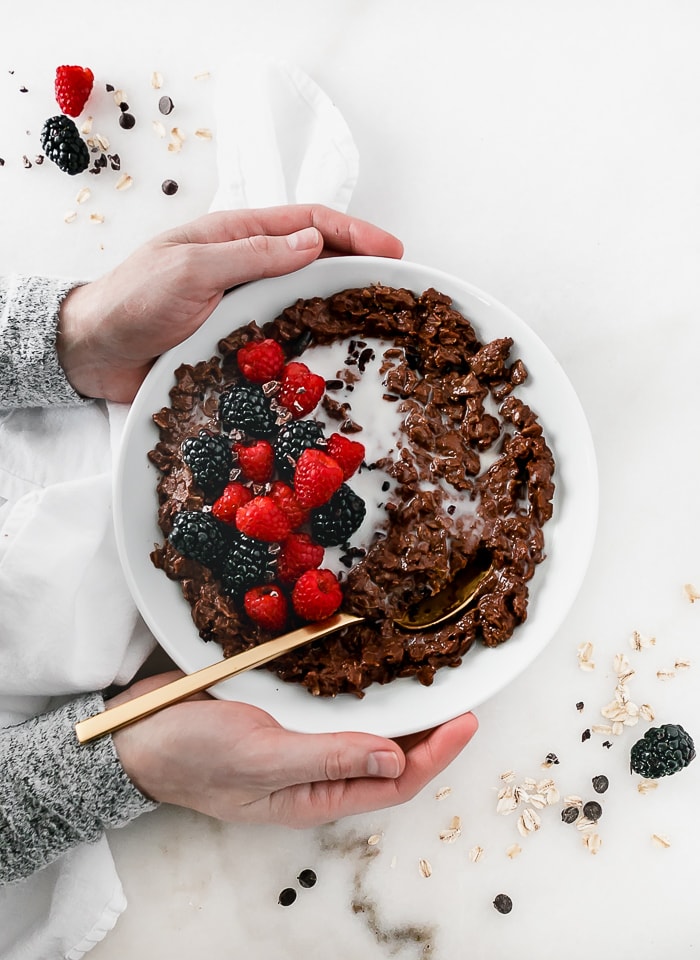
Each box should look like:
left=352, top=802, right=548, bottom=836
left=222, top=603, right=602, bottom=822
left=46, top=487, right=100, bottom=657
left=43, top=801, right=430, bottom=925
left=3, top=1, right=700, bottom=957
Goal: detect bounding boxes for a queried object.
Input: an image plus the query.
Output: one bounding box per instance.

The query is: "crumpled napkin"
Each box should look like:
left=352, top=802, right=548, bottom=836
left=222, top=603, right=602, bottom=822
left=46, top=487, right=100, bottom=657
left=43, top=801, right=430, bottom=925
left=0, top=59, right=358, bottom=960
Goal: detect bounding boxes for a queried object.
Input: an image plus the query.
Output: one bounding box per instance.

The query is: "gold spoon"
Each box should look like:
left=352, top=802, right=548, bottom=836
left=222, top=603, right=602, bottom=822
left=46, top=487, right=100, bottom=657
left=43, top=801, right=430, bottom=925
left=75, top=559, right=492, bottom=744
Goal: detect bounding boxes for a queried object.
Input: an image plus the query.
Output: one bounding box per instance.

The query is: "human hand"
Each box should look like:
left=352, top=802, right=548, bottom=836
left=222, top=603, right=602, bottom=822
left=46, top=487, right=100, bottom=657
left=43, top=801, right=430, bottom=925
left=108, top=672, right=477, bottom=827
left=57, top=204, right=403, bottom=403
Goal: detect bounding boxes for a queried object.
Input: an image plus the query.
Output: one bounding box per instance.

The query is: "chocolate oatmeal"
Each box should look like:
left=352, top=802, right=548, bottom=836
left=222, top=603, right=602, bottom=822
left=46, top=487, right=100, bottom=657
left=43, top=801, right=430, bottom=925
left=148, top=284, right=555, bottom=697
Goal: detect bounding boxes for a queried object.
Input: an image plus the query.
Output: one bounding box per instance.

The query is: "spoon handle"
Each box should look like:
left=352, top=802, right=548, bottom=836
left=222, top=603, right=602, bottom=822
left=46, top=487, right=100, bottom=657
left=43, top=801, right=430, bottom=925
left=74, top=612, right=363, bottom=744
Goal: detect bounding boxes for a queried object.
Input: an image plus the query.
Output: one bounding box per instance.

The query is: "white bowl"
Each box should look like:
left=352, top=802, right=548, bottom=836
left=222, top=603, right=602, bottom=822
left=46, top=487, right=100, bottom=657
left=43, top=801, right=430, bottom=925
left=114, top=256, right=598, bottom=736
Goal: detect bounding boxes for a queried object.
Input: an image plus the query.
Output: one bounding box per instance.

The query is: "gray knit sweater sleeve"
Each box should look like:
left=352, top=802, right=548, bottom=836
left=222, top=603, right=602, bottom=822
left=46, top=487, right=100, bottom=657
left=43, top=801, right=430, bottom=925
left=0, top=275, right=87, bottom=407
left=0, top=694, right=158, bottom=884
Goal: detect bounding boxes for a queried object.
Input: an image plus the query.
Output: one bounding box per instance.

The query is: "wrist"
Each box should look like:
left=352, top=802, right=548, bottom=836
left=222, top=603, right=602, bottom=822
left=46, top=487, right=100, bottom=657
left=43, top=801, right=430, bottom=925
left=56, top=282, right=105, bottom=398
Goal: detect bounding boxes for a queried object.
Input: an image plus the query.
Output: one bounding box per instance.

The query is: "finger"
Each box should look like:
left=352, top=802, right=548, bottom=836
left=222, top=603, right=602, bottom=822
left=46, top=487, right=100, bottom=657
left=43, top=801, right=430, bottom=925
left=166, top=204, right=404, bottom=259
left=265, top=728, right=407, bottom=786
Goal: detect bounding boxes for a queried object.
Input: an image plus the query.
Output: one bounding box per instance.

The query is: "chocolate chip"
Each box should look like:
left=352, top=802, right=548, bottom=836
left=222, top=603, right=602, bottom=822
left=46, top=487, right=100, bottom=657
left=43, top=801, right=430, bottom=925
left=119, top=101, right=129, bottom=112
left=118, top=112, right=136, bottom=130
left=581, top=728, right=591, bottom=742
left=161, top=179, right=179, bottom=195
left=19, top=86, right=28, bottom=93
left=381, top=481, right=390, bottom=492
left=576, top=701, right=584, bottom=711
left=544, top=752, right=559, bottom=765
left=602, top=740, right=613, bottom=749
left=325, top=379, right=344, bottom=391
left=159, top=95, right=174, bottom=115
left=583, top=800, right=602, bottom=822
left=297, top=869, right=317, bottom=888
left=493, top=894, right=513, bottom=914
left=561, top=806, right=579, bottom=824
left=106, top=83, right=115, bottom=92
left=278, top=887, right=296, bottom=906
left=592, top=774, right=609, bottom=794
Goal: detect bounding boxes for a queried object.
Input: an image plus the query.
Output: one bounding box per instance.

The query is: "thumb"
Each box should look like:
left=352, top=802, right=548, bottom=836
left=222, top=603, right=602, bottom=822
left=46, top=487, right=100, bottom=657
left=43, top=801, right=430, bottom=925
left=195, top=226, right=323, bottom=289
left=271, top=729, right=406, bottom=785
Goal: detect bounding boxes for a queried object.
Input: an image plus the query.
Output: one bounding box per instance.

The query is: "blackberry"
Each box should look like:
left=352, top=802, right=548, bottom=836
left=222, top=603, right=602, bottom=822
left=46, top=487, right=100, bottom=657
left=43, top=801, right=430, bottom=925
left=168, top=510, right=227, bottom=568
left=310, top=483, right=366, bottom=547
left=630, top=723, right=696, bottom=779
left=218, top=531, right=275, bottom=598
left=40, top=115, right=90, bottom=175
left=218, top=384, right=277, bottom=437
left=181, top=429, right=232, bottom=499
left=274, top=419, right=325, bottom=479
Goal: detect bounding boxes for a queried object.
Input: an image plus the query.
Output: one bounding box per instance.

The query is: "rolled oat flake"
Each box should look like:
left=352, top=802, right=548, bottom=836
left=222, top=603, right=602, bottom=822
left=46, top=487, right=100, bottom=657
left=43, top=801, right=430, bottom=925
left=493, top=893, right=513, bottom=915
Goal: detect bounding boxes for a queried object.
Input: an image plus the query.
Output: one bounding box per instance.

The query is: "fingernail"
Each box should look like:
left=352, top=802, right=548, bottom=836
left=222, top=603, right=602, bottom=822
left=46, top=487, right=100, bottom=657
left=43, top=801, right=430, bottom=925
left=367, top=751, right=400, bottom=778
left=287, top=226, right=320, bottom=251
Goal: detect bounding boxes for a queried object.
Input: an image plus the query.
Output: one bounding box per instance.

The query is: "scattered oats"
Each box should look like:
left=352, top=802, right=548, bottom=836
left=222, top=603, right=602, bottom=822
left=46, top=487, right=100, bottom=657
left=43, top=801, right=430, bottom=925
left=496, top=786, right=518, bottom=816
left=167, top=140, right=182, bottom=154
left=612, top=721, right=624, bottom=736
left=617, top=670, right=636, bottom=686
left=591, top=724, right=614, bottom=735
left=563, top=795, right=583, bottom=808
left=575, top=816, right=596, bottom=833
left=89, top=213, right=105, bottom=224
left=577, top=641, right=595, bottom=669
left=151, top=71, right=164, bottom=89
left=80, top=116, right=93, bottom=134
left=171, top=127, right=186, bottom=143
left=367, top=834, right=381, bottom=846
left=75, top=187, right=90, bottom=204
left=113, top=89, right=125, bottom=106
left=434, top=786, right=452, bottom=801
left=582, top=832, right=602, bottom=855
left=390, top=855, right=397, bottom=869
left=500, top=771, right=516, bottom=783
left=194, top=127, right=213, bottom=140
left=675, top=659, right=691, bottom=670
left=613, top=653, right=630, bottom=674
left=95, top=133, right=110, bottom=151
left=439, top=817, right=462, bottom=843
left=63, top=211, right=77, bottom=224
left=684, top=583, right=700, bottom=603
left=544, top=785, right=560, bottom=806
left=517, top=808, right=541, bottom=837
left=521, top=777, right=537, bottom=790
left=630, top=630, right=656, bottom=651
left=601, top=700, right=625, bottom=721
left=194, top=71, right=211, bottom=81
left=115, top=174, right=133, bottom=191
left=652, top=833, right=671, bottom=849
left=639, top=703, right=655, bottom=722
left=468, top=845, right=484, bottom=863
left=152, top=120, right=166, bottom=138
left=506, top=843, right=522, bottom=860
left=418, top=858, right=432, bottom=878
left=528, top=794, right=548, bottom=810
left=656, top=668, right=676, bottom=681
left=637, top=779, right=659, bottom=795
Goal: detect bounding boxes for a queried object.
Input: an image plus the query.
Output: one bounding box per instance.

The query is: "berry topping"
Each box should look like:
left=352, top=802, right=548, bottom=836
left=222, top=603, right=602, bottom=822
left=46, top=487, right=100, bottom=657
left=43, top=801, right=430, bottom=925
left=211, top=482, right=253, bottom=524
left=244, top=584, right=288, bottom=632
left=273, top=419, right=325, bottom=479
left=168, top=510, right=227, bottom=568
left=218, top=383, right=277, bottom=437
left=276, top=532, right=325, bottom=584
left=293, top=449, right=344, bottom=508
left=326, top=433, right=366, bottom=480
left=237, top=338, right=286, bottom=384
left=277, top=362, right=325, bottom=418
left=181, top=429, right=233, bottom=499
left=630, top=723, right=696, bottom=779
left=310, top=484, right=367, bottom=546
left=40, top=115, right=90, bottom=175
left=54, top=65, right=94, bottom=117
left=292, top=568, right=343, bottom=621
left=268, top=481, right=309, bottom=529
left=218, top=532, right=275, bottom=598
left=235, top=495, right=292, bottom=542
left=234, top=439, right=275, bottom=484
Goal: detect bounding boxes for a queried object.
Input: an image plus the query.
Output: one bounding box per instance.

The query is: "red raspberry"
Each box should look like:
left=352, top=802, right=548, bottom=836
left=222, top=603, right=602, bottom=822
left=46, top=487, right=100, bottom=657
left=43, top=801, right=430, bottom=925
left=244, top=584, right=288, bottom=632
left=268, top=481, right=309, bottom=529
left=326, top=433, right=366, bottom=480
left=277, top=362, right=325, bottom=418
left=276, top=533, right=325, bottom=583
left=211, top=482, right=253, bottom=524
left=236, top=495, right=291, bottom=542
left=293, top=449, right=344, bottom=508
left=237, top=338, right=286, bottom=384
left=292, top=568, right=343, bottom=621
left=234, top=439, right=274, bottom=484
left=55, top=65, right=94, bottom=117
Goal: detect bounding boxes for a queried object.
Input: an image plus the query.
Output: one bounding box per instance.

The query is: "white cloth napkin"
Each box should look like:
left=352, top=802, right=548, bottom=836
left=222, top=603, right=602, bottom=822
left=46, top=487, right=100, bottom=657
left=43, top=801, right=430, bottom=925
left=0, top=59, right=358, bottom=960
